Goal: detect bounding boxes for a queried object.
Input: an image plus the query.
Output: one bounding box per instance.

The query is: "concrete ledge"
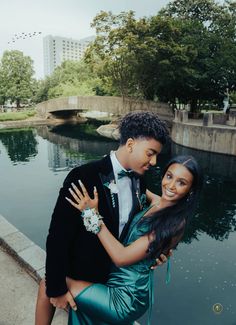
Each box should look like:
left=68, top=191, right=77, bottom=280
left=0, top=214, right=45, bottom=283
left=0, top=118, right=64, bottom=130
left=0, top=214, right=142, bottom=325
left=0, top=215, right=18, bottom=237
left=3, top=231, right=34, bottom=253
left=171, top=121, right=236, bottom=156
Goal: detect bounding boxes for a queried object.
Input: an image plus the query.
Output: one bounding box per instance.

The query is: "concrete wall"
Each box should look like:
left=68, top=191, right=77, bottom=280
left=36, top=96, right=173, bottom=121
left=37, top=99, right=236, bottom=156
left=172, top=121, right=236, bottom=156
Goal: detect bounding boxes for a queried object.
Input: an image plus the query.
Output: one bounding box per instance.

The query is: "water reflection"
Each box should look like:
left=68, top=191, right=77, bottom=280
left=0, top=128, right=38, bottom=163
left=171, top=143, right=236, bottom=243
left=0, top=124, right=235, bottom=245
left=172, top=143, right=236, bottom=180
left=197, top=181, right=236, bottom=238
left=37, top=124, right=118, bottom=172
left=0, top=123, right=235, bottom=325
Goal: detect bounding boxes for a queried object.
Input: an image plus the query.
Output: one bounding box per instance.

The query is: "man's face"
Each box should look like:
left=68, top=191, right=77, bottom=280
left=126, top=138, right=163, bottom=175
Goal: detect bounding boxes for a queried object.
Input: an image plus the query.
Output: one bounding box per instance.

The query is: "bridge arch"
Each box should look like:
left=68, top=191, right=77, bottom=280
left=36, top=96, right=173, bottom=122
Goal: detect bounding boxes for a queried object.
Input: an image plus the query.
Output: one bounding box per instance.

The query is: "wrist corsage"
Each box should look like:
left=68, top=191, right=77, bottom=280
left=81, top=208, right=103, bottom=235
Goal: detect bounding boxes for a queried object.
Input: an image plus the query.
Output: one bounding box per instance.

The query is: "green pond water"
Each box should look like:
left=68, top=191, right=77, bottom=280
left=0, top=123, right=235, bottom=325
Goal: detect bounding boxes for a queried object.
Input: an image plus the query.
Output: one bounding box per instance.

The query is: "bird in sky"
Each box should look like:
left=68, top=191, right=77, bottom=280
left=7, top=32, right=42, bottom=44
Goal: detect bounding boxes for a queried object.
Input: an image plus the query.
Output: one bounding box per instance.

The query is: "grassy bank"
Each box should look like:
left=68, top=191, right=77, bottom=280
left=0, top=109, right=36, bottom=121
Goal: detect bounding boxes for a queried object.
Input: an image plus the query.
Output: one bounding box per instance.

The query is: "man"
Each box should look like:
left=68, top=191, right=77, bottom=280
left=35, top=111, right=170, bottom=324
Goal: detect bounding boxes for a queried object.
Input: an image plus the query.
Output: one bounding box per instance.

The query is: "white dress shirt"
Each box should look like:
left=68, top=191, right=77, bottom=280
left=110, top=151, right=133, bottom=236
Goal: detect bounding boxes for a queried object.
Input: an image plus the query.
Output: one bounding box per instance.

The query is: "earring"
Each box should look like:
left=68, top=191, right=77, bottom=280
left=186, top=191, right=193, bottom=202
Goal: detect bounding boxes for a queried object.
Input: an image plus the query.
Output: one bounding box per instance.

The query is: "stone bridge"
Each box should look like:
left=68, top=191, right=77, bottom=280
left=36, top=96, right=173, bottom=122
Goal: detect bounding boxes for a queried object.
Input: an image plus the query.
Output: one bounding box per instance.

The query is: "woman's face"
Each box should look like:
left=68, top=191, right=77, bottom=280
left=161, top=163, right=194, bottom=204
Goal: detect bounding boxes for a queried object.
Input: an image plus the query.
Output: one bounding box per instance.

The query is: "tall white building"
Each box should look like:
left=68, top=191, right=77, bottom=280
left=43, top=35, right=95, bottom=76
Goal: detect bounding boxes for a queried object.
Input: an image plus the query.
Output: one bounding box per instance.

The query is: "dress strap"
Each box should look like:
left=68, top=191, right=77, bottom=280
left=148, top=257, right=171, bottom=325
left=166, top=256, right=171, bottom=284
left=148, top=269, right=154, bottom=325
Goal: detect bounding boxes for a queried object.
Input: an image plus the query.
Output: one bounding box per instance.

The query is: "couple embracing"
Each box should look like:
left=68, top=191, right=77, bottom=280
left=35, top=112, right=202, bottom=325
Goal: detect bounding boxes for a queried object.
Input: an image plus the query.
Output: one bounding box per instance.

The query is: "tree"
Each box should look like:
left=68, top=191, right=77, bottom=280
left=159, top=0, right=220, bottom=22
left=87, top=2, right=236, bottom=112
left=34, top=60, right=106, bottom=102
left=149, top=15, right=215, bottom=110
left=87, top=11, right=211, bottom=104
left=86, top=11, right=142, bottom=99
left=0, top=50, right=35, bottom=107
left=158, top=0, right=236, bottom=111
left=32, top=78, right=51, bottom=104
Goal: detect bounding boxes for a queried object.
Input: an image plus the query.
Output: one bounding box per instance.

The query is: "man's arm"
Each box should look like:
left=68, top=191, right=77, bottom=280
left=45, top=187, right=79, bottom=297
left=45, top=168, right=84, bottom=297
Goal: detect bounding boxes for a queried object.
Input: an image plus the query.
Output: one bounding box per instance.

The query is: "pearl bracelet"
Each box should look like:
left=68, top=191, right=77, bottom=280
left=81, top=208, right=103, bottom=235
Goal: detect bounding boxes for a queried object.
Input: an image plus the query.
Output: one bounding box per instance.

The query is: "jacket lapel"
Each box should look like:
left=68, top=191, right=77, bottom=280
left=98, top=156, right=119, bottom=236
left=119, top=177, right=141, bottom=241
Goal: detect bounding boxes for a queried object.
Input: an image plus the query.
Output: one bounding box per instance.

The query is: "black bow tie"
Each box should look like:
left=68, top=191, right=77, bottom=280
left=118, top=170, right=137, bottom=179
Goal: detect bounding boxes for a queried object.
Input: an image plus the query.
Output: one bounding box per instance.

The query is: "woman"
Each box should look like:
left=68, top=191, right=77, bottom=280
left=65, top=155, right=202, bottom=325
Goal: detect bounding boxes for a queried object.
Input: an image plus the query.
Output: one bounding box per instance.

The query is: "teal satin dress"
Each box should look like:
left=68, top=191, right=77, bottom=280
left=68, top=206, right=158, bottom=325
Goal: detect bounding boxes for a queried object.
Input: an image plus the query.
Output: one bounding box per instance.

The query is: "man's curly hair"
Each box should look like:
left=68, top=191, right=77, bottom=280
left=118, top=111, right=169, bottom=145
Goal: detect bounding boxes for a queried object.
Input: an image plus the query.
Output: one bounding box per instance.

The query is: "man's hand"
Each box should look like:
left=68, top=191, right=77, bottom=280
left=151, top=249, right=173, bottom=270
left=50, top=291, right=77, bottom=311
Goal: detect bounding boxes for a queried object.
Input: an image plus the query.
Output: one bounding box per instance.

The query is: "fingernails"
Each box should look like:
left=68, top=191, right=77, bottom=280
left=94, top=186, right=97, bottom=191
left=73, top=306, right=77, bottom=311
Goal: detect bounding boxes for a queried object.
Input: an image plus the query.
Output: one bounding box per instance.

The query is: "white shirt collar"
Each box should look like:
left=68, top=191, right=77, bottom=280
left=110, top=150, right=127, bottom=177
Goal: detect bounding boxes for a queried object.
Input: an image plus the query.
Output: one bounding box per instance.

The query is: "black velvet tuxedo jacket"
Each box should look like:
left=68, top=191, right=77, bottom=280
left=45, top=155, right=147, bottom=297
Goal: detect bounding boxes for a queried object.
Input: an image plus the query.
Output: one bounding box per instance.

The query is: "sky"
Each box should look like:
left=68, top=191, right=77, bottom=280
left=0, top=0, right=170, bottom=79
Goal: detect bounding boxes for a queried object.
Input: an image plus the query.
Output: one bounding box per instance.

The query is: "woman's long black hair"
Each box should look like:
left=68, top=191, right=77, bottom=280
left=141, top=155, right=203, bottom=259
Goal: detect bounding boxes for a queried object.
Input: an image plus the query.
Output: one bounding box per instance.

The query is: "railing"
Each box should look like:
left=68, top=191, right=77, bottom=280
left=174, top=109, right=236, bottom=127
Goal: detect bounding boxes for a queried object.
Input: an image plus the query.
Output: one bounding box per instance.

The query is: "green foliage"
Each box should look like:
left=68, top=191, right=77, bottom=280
left=159, top=0, right=220, bottom=22
left=158, top=0, right=236, bottom=111
left=34, top=60, right=108, bottom=102
left=0, top=50, right=35, bottom=107
left=0, top=110, right=36, bottom=121
left=29, top=0, right=236, bottom=113
left=230, top=91, right=236, bottom=103
left=86, top=11, right=145, bottom=98
left=86, top=1, right=236, bottom=112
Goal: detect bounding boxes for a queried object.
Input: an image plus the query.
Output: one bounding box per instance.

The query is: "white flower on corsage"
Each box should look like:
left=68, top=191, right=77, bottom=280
left=82, top=208, right=103, bottom=234
left=104, top=180, right=118, bottom=207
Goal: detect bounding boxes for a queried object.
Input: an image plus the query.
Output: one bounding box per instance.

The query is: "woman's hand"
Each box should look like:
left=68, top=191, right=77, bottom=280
left=151, top=249, right=173, bottom=269
left=65, top=180, right=98, bottom=212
